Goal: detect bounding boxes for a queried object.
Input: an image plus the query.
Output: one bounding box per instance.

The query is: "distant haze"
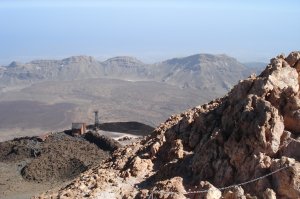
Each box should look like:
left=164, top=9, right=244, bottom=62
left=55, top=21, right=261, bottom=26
left=0, top=0, right=299, bottom=65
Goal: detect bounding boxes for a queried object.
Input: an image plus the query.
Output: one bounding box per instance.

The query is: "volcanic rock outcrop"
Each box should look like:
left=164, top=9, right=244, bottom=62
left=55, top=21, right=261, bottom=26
left=39, top=52, right=300, bottom=199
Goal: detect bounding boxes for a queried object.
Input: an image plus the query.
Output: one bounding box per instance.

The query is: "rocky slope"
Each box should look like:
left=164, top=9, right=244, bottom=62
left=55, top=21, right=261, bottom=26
left=0, top=133, right=112, bottom=183
left=0, top=131, right=121, bottom=198
left=38, top=51, right=300, bottom=199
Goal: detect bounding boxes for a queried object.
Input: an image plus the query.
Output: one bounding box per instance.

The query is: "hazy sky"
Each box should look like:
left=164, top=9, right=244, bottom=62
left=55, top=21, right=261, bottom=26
left=0, top=0, right=299, bottom=65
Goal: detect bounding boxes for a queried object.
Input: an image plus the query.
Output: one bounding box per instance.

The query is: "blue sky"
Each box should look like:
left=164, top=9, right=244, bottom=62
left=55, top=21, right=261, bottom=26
left=0, top=0, right=299, bottom=64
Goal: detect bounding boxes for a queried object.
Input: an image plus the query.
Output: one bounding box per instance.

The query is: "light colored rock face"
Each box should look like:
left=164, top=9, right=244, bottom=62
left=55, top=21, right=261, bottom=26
left=198, top=181, right=222, bottom=199
left=38, top=52, right=300, bottom=199
left=223, top=186, right=247, bottom=199
left=263, top=188, right=276, bottom=199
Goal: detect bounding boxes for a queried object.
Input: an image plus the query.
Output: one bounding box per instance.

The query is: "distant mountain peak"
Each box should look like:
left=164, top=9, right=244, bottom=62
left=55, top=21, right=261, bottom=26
left=161, top=53, right=243, bottom=73
left=62, top=55, right=97, bottom=64
left=103, top=56, right=145, bottom=68
left=163, top=53, right=236, bottom=65
left=103, top=56, right=144, bottom=65
left=8, top=61, right=22, bottom=68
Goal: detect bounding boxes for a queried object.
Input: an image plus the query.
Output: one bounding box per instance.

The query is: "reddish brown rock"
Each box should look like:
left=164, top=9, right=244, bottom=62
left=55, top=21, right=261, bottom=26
left=38, top=52, right=300, bottom=199
left=129, top=156, right=153, bottom=177
left=270, top=157, right=300, bottom=198
left=286, top=51, right=300, bottom=66
left=153, top=177, right=186, bottom=199
left=223, top=186, right=246, bottom=199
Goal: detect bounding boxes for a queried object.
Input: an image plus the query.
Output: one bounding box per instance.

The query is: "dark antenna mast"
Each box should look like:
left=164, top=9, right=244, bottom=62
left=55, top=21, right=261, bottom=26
left=94, top=110, right=100, bottom=130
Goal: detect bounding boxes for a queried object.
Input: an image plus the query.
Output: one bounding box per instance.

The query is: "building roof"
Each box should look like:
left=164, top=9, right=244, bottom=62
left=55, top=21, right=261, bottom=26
left=72, top=123, right=86, bottom=130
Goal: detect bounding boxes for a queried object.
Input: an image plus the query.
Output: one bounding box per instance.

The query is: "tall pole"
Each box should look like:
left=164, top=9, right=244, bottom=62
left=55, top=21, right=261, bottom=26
left=94, top=110, right=100, bottom=130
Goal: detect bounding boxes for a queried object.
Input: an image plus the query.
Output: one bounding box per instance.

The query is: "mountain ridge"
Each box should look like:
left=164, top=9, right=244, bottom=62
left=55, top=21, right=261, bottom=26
left=5, top=54, right=240, bottom=68
left=0, top=53, right=263, bottom=94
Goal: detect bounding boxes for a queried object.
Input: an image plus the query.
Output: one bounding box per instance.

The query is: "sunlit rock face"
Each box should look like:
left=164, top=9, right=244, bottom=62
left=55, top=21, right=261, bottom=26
left=39, top=52, right=300, bottom=199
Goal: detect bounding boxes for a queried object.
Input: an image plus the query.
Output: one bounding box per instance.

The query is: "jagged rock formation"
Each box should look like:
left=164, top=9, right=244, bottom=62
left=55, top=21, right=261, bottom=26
left=38, top=52, right=300, bottom=199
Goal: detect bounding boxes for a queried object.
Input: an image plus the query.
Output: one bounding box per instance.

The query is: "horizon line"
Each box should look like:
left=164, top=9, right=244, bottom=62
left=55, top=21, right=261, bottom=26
left=0, top=52, right=273, bottom=66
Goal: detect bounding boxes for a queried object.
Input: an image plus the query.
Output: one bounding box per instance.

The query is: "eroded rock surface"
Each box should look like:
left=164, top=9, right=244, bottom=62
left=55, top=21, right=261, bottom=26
left=38, top=52, right=300, bottom=199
